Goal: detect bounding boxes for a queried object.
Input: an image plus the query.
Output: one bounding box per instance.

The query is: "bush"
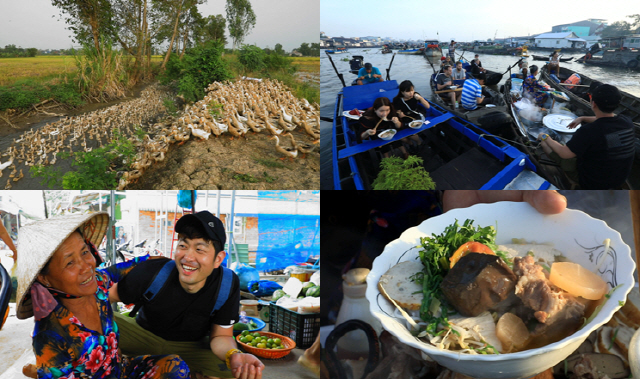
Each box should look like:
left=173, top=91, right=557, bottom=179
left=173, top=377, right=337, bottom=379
left=372, top=156, right=436, bottom=190
left=238, top=44, right=265, bottom=72
left=160, top=40, right=232, bottom=103
left=263, top=52, right=295, bottom=73
left=0, top=81, right=83, bottom=111
left=30, top=130, right=136, bottom=189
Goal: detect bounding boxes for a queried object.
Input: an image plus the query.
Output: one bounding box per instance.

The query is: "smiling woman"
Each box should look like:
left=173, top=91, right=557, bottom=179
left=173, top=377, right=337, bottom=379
left=15, top=212, right=190, bottom=379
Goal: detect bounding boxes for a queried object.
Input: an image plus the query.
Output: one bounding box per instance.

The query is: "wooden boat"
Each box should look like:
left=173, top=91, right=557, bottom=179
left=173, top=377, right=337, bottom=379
left=381, top=49, right=392, bottom=54
left=326, top=47, right=347, bottom=54
left=540, top=65, right=640, bottom=124
left=429, top=67, right=514, bottom=135
left=531, top=54, right=573, bottom=62
left=502, top=75, right=640, bottom=189
left=332, top=80, right=555, bottom=190
left=424, top=40, right=442, bottom=57
left=397, top=48, right=423, bottom=55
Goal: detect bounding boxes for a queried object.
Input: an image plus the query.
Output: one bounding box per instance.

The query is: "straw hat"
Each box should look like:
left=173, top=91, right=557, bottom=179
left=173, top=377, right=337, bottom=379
left=16, top=212, right=109, bottom=320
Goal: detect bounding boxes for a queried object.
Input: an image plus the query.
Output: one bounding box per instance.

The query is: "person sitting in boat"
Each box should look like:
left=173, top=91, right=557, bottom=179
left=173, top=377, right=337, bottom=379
left=356, top=63, right=383, bottom=85
left=393, top=80, right=430, bottom=148
left=451, top=61, right=466, bottom=81
left=393, top=80, right=430, bottom=123
left=523, top=65, right=549, bottom=107
left=537, top=84, right=635, bottom=189
left=514, top=60, right=529, bottom=79
left=436, top=64, right=461, bottom=106
left=548, top=52, right=561, bottom=83
left=461, top=72, right=491, bottom=111
left=357, top=97, right=408, bottom=159
left=448, top=40, right=457, bottom=62
left=470, top=54, right=486, bottom=75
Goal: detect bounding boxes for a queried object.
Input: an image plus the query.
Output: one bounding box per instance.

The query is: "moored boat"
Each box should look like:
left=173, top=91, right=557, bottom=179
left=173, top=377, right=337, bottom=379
left=332, top=79, right=555, bottom=190
left=540, top=65, right=640, bottom=123
left=502, top=75, right=640, bottom=189
left=397, top=48, right=423, bottom=55
left=423, top=40, right=442, bottom=57
left=531, top=54, right=574, bottom=62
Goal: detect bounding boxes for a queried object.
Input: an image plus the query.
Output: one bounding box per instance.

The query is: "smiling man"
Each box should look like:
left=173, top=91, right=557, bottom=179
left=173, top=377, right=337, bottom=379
left=110, top=211, right=264, bottom=379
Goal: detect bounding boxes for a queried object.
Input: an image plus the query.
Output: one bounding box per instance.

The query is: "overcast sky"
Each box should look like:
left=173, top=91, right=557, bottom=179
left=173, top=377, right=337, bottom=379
left=0, top=0, right=319, bottom=52
left=321, top=0, right=637, bottom=42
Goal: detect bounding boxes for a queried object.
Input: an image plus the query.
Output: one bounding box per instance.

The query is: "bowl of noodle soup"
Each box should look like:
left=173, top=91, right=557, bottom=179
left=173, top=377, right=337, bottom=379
left=366, top=201, right=635, bottom=379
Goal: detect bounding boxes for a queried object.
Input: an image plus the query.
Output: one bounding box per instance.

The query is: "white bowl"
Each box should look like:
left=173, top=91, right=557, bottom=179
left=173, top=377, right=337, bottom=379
left=366, top=202, right=635, bottom=379
left=378, top=129, right=397, bottom=140
left=409, top=120, right=424, bottom=129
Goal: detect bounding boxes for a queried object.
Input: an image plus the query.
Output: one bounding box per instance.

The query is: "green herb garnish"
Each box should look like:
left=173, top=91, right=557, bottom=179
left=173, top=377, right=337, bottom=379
left=416, top=219, right=500, bottom=334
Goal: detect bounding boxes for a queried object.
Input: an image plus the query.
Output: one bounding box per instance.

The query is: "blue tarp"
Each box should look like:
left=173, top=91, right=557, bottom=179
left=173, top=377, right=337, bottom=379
left=254, top=214, right=319, bottom=272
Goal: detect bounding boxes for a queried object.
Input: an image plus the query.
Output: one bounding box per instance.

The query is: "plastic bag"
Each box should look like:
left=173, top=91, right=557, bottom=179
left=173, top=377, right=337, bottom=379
left=247, top=280, right=283, bottom=297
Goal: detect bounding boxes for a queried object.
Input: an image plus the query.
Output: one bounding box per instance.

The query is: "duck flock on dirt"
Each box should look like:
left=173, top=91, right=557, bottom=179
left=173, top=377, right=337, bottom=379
left=0, top=78, right=320, bottom=189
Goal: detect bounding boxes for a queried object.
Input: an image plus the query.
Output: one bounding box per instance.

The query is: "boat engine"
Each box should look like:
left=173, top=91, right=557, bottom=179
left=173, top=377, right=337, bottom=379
left=349, top=55, right=364, bottom=75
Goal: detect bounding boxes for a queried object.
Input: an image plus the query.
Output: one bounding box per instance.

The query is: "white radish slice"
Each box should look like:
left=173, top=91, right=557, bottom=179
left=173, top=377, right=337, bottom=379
left=549, top=262, right=607, bottom=300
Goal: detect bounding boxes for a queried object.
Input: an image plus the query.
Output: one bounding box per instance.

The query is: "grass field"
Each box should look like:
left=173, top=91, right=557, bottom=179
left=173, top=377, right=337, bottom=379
left=0, top=56, right=77, bottom=86
left=1, top=54, right=319, bottom=111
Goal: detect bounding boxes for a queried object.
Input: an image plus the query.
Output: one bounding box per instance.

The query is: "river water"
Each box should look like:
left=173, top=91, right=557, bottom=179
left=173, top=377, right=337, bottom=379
left=320, top=47, right=640, bottom=189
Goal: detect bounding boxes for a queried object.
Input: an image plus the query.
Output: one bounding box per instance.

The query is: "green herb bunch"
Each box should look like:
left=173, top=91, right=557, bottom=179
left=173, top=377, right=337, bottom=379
left=372, top=156, right=436, bottom=190
left=417, top=219, right=499, bottom=334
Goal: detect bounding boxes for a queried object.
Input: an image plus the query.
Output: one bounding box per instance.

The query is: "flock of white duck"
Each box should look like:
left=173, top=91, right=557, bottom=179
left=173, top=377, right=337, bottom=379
left=0, top=78, right=320, bottom=190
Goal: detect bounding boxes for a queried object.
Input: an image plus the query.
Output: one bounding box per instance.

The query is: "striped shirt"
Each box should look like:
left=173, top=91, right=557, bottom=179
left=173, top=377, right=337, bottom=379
left=461, top=78, right=482, bottom=110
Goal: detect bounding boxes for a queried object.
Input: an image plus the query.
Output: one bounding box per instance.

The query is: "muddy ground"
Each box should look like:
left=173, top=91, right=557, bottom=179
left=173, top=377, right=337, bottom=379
left=128, top=130, right=319, bottom=190
left=0, top=77, right=320, bottom=190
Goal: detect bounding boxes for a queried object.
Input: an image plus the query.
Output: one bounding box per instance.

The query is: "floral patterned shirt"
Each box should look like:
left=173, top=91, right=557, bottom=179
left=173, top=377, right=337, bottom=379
left=523, top=74, right=549, bottom=106
left=33, top=256, right=190, bottom=379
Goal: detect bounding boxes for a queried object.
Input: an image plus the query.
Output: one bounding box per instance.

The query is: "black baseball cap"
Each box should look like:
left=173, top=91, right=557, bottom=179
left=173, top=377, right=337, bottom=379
left=591, top=83, right=621, bottom=109
left=364, top=62, right=372, bottom=69
left=175, top=211, right=226, bottom=247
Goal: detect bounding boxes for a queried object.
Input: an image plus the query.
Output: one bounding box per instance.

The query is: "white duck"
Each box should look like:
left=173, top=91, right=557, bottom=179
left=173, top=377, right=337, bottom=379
left=188, top=124, right=211, bottom=140
left=280, top=107, right=293, bottom=123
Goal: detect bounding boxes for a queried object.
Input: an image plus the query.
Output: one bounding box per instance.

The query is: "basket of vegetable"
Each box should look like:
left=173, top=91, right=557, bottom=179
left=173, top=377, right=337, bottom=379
left=236, top=331, right=296, bottom=359
left=232, top=316, right=266, bottom=337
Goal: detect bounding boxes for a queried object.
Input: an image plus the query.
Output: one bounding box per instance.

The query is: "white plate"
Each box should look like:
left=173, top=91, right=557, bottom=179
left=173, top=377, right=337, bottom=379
left=342, top=110, right=364, bottom=120
left=366, top=202, right=634, bottom=379
left=543, top=114, right=580, bottom=133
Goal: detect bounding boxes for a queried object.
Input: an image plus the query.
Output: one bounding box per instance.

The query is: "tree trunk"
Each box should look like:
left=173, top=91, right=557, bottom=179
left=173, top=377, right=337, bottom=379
left=143, top=0, right=149, bottom=78
left=161, top=0, right=183, bottom=70
left=180, top=27, right=188, bottom=58
left=89, top=13, right=101, bottom=53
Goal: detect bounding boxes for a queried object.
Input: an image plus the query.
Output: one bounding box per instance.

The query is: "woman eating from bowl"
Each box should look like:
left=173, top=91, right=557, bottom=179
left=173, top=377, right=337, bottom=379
left=357, top=97, right=408, bottom=159
left=393, top=80, right=430, bottom=150
left=16, top=212, right=190, bottom=379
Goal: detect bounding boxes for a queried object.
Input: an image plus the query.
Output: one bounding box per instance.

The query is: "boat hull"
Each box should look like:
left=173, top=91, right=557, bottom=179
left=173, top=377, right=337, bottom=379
left=332, top=80, right=552, bottom=190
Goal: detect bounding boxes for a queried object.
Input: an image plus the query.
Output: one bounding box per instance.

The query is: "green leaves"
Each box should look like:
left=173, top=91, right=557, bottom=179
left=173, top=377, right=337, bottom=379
left=372, top=156, right=436, bottom=190
left=416, top=219, right=499, bottom=334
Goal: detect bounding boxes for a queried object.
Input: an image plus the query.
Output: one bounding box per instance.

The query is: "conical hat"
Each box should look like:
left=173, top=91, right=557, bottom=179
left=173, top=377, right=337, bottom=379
left=16, top=212, right=109, bottom=320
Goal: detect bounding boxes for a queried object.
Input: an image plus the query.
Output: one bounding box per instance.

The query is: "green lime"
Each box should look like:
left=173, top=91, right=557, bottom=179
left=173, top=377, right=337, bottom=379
left=245, top=335, right=253, bottom=342
left=240, top=337, right=248, bottom=343
left=253, top=332, right=261, bottom=338
left=267, top=338, right=274, bottom=344
left=241, top=330, right=250, bottom=336
left=274, top=338, right=282, bottom=345
left=266, top=343, right=273, bottom=348
left=257, top=343, right=266, bottom=349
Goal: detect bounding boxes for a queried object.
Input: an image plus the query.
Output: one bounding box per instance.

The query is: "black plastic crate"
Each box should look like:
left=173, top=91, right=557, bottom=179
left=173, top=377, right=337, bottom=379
left=269, top=302, right=320, bottom=349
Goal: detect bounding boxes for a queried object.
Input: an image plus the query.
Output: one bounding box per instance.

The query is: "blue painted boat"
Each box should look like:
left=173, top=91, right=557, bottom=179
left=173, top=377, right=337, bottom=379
left=397, top=48, right=423, bottom=55
left=332, top=80, right=556, bottom=190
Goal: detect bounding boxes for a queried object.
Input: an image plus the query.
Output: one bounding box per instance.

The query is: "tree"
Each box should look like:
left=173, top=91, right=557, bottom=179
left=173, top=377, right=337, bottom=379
left=274, top=43, right=283, bottom=55
left=310, top=42, right=320, bottom=56
left=629, top=14, right=640, bottom=32
left=602, top=21, right=632, bottom=38
left=27, top=48, right=38, bottom=57
left=201, top=14, right=227, bottom=45
left=226, top=0, right=256, bottom=50
left=51, top=0, right=114, bottom=53
left=298, top=42, right=311, bottom=56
